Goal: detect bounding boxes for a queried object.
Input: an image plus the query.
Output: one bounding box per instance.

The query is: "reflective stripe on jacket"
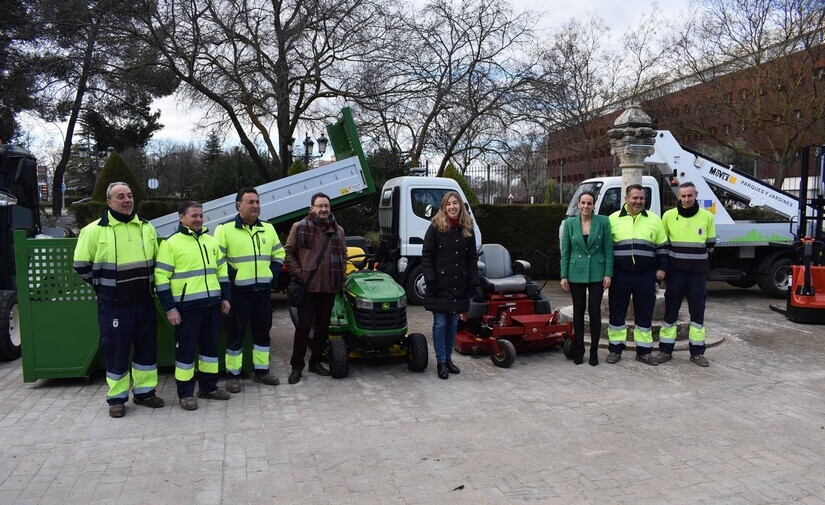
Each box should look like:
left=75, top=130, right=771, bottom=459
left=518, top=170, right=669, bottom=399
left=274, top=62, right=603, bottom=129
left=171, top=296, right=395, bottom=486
left=155, top=224, right=230, bottom=312
left=609, top=205, right=668, bottom=273
left=662, top=207, right=716, bottom=273
left=73, top=211, right=158, bottom=303
left=214, top=215, right=285, bottom=292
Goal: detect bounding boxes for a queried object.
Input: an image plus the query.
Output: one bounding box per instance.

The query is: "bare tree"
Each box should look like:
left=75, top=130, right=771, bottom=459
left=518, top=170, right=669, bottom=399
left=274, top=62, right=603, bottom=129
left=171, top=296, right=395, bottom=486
left=347, top=0, right=536, bottom=176
left=126, top=0, right=396, bottom=181
left=529, top=15, right=622, bottom=182
left=661, top=0, right=825, bottom=188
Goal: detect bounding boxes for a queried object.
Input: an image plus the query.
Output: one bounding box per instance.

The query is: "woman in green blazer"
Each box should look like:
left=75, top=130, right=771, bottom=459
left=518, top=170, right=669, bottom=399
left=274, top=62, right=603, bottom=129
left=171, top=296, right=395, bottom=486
left=560, top=192, right=614, bottom=365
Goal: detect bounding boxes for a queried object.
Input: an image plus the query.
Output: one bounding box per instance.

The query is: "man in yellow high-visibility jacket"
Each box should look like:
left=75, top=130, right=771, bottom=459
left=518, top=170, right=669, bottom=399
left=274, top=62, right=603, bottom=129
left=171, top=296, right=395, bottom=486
left=214, top=188, right=285, bottom=392
left=73, top=182, right=165, bottom=418
left=655, top=182, right=716, bottom=367
left=155, top=201, right=232, bottom=410
left=607, top=184, right=669, bottom=366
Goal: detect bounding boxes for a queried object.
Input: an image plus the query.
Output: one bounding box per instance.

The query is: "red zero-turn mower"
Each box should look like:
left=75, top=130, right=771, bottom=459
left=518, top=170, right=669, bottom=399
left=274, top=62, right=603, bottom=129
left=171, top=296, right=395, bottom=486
left=454, top=244, right=574, bottom=367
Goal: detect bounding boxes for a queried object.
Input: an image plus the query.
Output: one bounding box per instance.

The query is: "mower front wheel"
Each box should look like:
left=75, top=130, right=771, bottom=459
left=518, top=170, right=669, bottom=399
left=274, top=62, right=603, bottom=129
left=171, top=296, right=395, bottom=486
left=562, top=336, right=575, bottom=359
left=406, top=332, right=428, bottom=372
left=328, top=339, right=349, bottom=379
left=489, top=339, right=516, bottom=368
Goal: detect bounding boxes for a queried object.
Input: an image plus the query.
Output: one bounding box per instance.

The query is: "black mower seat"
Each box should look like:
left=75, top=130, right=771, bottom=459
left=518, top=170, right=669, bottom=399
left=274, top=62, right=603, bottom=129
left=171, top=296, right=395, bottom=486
left=479, top=244, right=527, bottom=294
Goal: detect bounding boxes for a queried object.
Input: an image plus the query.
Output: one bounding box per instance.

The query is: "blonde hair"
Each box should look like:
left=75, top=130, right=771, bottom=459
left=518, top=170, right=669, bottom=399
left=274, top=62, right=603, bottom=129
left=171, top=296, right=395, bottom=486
left=431, top=191, right=474, bottom=238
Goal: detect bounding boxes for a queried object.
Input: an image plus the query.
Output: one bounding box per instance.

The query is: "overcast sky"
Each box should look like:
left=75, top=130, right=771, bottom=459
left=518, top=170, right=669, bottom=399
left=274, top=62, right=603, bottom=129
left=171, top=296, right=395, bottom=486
left=21, top=0, right=696, bottom=156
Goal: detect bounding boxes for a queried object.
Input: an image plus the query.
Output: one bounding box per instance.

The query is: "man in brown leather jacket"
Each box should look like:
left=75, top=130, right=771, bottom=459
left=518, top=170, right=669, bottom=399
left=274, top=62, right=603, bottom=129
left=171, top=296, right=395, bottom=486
left=284, top=193, right=347, bottom=384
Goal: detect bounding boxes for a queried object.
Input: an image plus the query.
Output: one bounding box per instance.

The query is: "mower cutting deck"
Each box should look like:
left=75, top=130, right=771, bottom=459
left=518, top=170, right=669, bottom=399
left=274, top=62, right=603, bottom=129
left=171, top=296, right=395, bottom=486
left=454, top=244, right=574, bottom=367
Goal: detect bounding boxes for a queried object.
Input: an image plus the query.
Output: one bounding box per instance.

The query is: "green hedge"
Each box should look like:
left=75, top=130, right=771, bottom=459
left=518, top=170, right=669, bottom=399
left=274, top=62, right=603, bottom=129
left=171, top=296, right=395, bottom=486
left=137, top=200, right=180, bottom=220
left=473, top=204, right=567, bottom=280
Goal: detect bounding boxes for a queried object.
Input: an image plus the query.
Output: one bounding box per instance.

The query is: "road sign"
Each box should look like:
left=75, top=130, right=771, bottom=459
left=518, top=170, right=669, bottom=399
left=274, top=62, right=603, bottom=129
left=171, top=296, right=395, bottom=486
left=148, top=178, right=159, bottom=190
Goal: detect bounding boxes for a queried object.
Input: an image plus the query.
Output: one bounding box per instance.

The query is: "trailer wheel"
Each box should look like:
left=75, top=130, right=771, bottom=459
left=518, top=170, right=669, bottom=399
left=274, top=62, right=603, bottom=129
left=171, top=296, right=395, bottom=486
left=562, top=336, right=575, bottom=360
left=328, top=338, right=349, bottom=379
left=406, top=332, right=428, bottom=372
left=758, top=257, right=792, bottom=298
left=489, top=339, right=516, bottom=368
left=404, top=265, right=427, bottom=306
left=0, top=291, right=21, bottom=361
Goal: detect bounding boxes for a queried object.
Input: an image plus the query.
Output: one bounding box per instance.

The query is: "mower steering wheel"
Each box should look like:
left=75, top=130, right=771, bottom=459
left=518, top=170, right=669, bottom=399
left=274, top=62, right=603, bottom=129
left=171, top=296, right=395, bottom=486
left=348, top=253, right=378, bottom=271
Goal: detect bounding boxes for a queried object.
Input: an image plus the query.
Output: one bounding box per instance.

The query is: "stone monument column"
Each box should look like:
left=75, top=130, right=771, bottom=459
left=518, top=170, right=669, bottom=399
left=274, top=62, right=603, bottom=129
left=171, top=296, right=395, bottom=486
left=608, top=105, right=656, bottom=195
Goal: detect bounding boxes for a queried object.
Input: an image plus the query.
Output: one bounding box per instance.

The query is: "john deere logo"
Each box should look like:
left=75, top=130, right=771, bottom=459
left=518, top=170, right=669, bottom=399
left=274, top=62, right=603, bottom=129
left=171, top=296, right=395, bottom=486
left=382, top=302, right=390, bottom=311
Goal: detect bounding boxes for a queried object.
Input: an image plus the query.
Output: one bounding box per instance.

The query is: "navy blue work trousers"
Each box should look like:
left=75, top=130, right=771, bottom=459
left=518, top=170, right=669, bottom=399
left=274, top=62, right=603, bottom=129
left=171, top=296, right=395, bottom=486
left=97, top=300, right=158, bottom=406
left=175, top=304, right=221, bottom=398
left=224, top=289, right=273, bottom=377
left=608, top=268, right=657, bottom=355
left=662, top=269, right=707, bottom=355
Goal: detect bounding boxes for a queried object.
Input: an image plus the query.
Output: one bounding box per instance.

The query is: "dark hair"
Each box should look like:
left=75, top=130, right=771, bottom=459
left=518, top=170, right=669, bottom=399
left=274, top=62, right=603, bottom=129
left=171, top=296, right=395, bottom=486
left=178, top=201, right=202, bottom=215
left=626, top=184, right=644, bottom=195
left=311, top=192, right=331, bottom=206
left=578, top=191, right=596, bottom=203
left=235, top=187, right=258, bottom=202
left=679, top=181, right=697, bottom=191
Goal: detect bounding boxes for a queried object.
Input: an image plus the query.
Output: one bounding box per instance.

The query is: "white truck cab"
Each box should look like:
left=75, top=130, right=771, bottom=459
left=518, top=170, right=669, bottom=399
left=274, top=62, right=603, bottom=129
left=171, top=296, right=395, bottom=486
left=378, top=176, right=482, bottom=304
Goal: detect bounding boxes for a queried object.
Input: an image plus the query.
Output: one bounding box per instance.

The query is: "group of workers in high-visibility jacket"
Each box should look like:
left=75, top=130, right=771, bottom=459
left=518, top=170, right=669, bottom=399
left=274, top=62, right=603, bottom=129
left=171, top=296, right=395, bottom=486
left=74, top=183, right=315, bottom=417
left=561, top=182, right=716, bottom=369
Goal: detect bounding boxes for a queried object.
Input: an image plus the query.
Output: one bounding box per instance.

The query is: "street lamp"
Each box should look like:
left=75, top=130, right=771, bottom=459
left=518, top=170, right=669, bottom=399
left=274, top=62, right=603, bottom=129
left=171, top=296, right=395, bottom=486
left=301, top=132, right=328, bottom=167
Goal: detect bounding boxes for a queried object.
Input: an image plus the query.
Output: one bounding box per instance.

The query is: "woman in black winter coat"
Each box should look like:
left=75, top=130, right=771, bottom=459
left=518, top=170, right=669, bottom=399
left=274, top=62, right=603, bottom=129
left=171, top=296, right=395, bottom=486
left=421, top=191, right=480, bottom=379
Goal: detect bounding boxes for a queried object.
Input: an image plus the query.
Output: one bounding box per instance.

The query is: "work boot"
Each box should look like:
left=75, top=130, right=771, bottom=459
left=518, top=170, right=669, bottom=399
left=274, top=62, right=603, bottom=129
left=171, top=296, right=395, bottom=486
left=252, top=373, right=280, bottom=386
left=446, top=359, right=460, bottom=374
left=654, top=352, right=673, bottom=364
left=225, top=378, right=242, bottom=393
left=437, top=362, right=449, bottom=380
left=308, top=362, right=331, bottom=376
left=134, top=395, right=165, bottom=408
left=690, top=355, right=710, bottom=367
left=288, top=369, right=302, bottom=384
left=635, top=353, right=658, bottom=366
left=197, top=388, right=231, bottom=400
left=606, top=352, right=621, bottom=364
left=109, top=404, right=125, bottom=418
left=179, top=397, right=198, bottom=411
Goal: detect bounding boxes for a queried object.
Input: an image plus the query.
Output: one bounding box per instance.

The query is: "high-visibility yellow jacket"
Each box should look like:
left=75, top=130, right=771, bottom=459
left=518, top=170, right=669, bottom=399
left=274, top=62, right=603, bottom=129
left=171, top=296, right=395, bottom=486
left=214, top=215, right=285, bottom=292
left=73, top=211, right=157, bottom=304
left=662, top=205, right=716, bottom=273
left=609, top=205, right=669, bottom=273
left=155, top=224, right=230, bottom=312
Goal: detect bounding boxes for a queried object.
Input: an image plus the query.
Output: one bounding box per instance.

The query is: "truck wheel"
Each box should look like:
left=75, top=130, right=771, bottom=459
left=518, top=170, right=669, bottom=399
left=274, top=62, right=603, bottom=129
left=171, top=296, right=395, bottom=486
left=0, top=291, right=21, bottom=361
left=328, top=338, right=349, bottom=379
left=758, top=257, right=792, bottom=298
left=404, top=265, right=427, bottom=306
left=406, top=332, right=428, bottom=372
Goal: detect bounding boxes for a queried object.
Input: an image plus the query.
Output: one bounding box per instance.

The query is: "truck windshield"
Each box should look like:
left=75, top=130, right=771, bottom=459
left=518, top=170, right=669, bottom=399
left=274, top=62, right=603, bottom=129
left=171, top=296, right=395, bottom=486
left=411, top=188, right=455, bottom=220
left=566, top=182, right=603, bottom=217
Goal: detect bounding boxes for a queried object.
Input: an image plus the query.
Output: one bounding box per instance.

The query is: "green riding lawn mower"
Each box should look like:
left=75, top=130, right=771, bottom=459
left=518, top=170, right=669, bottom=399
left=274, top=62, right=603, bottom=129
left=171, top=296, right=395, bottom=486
left=289, top=251, right=429, bottom=378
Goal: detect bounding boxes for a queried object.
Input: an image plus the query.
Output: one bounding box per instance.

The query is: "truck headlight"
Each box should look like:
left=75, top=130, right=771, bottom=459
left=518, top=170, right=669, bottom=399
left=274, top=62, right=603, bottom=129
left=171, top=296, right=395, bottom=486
left=398, top=295, right=407, bottom=308
left=355, top=297, right=373, bottom=310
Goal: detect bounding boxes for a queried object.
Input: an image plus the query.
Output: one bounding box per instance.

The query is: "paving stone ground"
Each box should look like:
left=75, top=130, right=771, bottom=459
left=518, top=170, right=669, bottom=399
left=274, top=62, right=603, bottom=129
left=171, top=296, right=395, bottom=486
left=1, top=282, right=824, bottom=504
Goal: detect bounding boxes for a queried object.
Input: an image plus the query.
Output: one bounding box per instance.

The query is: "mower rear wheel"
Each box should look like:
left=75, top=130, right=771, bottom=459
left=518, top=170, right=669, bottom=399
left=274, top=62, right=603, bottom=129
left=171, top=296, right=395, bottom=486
left=328, top=339, right=349, bottom=379
left=406, top=332, right=428, bottom=372
left=562, top=336, right=575, bottom=359
left=489, top=339, right=516, bottom=368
